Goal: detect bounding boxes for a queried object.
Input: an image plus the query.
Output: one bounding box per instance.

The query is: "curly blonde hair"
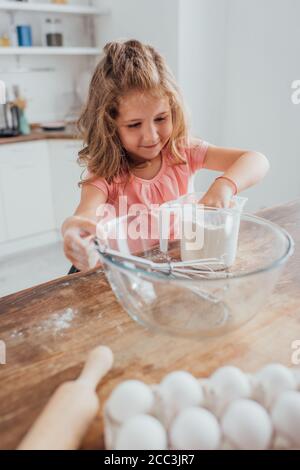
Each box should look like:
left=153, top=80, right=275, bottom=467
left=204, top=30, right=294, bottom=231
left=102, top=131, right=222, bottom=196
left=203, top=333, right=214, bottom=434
left=78, top=39, right=189, bottom=184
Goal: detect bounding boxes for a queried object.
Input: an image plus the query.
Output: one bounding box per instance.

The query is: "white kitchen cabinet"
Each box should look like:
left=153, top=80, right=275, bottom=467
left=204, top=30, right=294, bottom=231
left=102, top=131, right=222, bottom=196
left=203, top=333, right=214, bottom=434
left=0, top=194, right=7, bottom=243
left=48, top=140, right=83, bottom=231
left=0, top=141, right=55, bottom=240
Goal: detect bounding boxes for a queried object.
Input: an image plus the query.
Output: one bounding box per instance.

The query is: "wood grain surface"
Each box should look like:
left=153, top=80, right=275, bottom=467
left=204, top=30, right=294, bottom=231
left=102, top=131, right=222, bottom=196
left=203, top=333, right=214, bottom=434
left=0, top=200, right=299, bottom=449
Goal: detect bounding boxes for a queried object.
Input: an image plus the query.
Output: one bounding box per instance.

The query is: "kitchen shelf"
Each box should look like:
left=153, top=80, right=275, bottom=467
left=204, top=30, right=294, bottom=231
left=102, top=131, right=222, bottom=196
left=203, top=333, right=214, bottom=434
left=0, top=46, right=101, bottom=55
left=0, top=1, right=109, bottom=16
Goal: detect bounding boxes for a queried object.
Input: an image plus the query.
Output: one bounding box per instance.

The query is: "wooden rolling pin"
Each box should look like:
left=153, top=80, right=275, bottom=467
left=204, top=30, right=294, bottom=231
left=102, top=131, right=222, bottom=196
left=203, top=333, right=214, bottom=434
left=18, top=345, right=113, bottom=450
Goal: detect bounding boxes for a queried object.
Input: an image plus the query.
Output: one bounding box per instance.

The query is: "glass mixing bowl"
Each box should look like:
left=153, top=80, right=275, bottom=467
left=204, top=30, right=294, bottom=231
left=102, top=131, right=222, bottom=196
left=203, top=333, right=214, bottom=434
left=96, top=205, right=294, bottom=338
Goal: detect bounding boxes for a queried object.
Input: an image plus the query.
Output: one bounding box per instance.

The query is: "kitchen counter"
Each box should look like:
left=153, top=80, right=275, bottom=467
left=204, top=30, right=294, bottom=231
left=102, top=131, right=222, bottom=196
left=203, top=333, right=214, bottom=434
left=0, top=123, right=81, bottom=145
left=0, top=199, right=299, bottom=449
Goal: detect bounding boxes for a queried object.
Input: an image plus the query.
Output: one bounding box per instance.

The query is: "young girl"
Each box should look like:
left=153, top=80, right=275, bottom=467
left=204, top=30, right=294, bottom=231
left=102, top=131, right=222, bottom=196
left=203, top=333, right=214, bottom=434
left=62, top=39, right=269, bottom=272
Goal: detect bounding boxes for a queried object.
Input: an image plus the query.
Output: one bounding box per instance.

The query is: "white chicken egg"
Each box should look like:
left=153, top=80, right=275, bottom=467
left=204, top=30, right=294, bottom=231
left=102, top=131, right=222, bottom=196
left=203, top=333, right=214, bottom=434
left=169, top=406, right=221, bottom=450
left=253, top=363, right=296, bottom=408
left=204, top=366, right=251, bottom=416
left=106, top=380, right=154, bottom=423
left=221, top=399, right=273, bottom=450
left=159, top=370, right=203, bottom=407
left=271, top=390, right=300, bottom=448
left=115, top=414, right=167, bottom=450
left=155, top=371, right=203, bottom=427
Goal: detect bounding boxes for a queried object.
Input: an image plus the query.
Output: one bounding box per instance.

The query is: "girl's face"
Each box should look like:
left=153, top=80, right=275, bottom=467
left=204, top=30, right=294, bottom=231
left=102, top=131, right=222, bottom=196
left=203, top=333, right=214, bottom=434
left=116, top=90, right=173, bottom=162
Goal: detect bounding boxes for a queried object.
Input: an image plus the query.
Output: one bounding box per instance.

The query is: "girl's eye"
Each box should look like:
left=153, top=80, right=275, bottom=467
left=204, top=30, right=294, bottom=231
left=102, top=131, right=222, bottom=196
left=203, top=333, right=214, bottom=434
left=127, top=117, right=167, bottom=129
left=128, top=123, right=141, bottom=128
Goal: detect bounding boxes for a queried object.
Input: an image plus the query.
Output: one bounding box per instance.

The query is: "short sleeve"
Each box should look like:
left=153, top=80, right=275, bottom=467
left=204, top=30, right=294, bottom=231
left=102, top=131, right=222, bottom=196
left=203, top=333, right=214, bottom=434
left=187, top=139, right=209, bottom=174
left=84, top=176, right=109, bottom=198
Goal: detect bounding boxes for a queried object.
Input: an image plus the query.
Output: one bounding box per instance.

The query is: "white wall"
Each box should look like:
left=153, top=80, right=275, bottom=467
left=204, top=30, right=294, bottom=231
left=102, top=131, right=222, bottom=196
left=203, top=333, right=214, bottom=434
left=177, top=0, right=228, bottom=144
left=221, top=0, right=300, bottom=210
left=182, top=0, right=300, bottom=211
left=176, top=0, right=230, bottom=205
left=96, top=0, right=179, bottom=77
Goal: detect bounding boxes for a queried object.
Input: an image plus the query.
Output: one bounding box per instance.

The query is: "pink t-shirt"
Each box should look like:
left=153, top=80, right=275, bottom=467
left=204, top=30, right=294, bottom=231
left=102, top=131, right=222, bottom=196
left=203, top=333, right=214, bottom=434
left=87, top=139, right=209, bottom=215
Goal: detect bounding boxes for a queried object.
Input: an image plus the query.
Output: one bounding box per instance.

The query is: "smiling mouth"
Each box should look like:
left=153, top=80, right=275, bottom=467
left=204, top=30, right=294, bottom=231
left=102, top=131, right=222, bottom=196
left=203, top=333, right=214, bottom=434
left=142, top=142, right=160, bottom=149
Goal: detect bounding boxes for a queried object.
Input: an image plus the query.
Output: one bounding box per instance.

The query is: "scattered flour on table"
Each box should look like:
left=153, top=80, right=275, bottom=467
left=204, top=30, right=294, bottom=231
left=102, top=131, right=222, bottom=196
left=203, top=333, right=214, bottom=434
left=40, top=307, right=77, bottom=333
left=9, top=308, right=78, bottom=340
left=10, top=330, right=24, bottom=339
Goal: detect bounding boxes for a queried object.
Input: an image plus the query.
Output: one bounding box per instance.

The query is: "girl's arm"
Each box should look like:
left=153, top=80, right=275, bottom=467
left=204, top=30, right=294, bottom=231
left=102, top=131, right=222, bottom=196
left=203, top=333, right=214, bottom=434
left=200, top=145, right=270, bottom=207
left=62, top=184, right=107, bottom=229
left=62, top=184, right=107, bottom=271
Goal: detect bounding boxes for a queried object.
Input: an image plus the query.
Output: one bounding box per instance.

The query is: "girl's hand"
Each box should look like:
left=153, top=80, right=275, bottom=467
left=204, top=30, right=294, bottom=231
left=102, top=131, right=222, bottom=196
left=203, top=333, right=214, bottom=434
left=62, top=216, right=101, bottom=272
left=199, top=178, right=235, bottom=208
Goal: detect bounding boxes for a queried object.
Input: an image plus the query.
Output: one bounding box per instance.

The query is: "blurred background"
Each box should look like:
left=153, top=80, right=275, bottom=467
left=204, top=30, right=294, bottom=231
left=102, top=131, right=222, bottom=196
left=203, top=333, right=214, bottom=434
left=0, top=0, right=299, bottom=296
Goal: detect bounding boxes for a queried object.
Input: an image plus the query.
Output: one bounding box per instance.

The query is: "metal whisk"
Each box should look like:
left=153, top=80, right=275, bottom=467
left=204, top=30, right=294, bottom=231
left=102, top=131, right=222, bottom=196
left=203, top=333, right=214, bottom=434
left=94, top=238, right=231, bottom=311
left=94, top=238, right=231, bottom=280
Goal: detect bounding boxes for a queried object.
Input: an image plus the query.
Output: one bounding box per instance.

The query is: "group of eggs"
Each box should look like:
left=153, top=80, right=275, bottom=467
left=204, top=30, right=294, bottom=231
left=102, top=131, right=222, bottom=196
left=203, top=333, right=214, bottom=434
left=104, top=364, right=300, bottom=450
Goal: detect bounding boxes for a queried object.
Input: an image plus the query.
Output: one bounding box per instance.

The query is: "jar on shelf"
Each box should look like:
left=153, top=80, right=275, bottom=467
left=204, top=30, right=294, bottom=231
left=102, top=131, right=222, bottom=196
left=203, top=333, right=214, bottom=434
left=44, top=18, right=63, bottom=47
left=0, top=33, right=11, bottom=47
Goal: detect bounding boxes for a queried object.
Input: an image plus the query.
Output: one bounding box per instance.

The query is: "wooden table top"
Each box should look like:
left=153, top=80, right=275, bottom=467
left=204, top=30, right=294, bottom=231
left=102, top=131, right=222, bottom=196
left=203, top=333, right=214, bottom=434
left=0, top=200, right=299, bottom=449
